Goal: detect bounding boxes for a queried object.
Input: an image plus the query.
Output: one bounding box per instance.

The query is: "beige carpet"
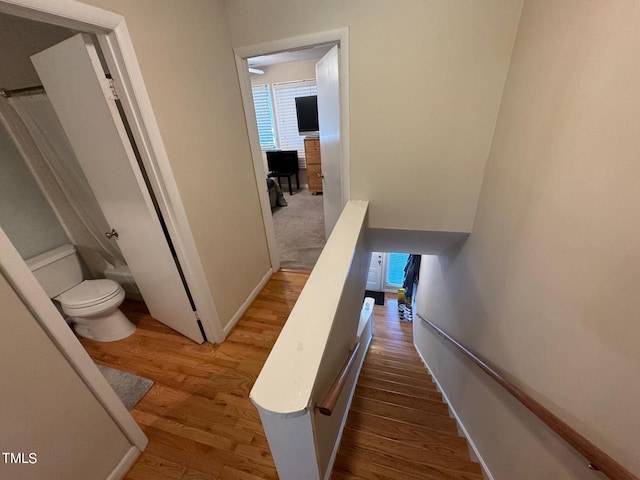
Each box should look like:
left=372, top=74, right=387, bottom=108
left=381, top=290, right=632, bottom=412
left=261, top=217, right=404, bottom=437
left=272, top=189, right=325, bottom=271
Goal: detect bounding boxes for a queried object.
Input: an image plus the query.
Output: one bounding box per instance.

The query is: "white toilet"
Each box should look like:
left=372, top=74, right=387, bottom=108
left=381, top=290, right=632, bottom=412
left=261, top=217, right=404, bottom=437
left=27, top=244, right=135, bottom=342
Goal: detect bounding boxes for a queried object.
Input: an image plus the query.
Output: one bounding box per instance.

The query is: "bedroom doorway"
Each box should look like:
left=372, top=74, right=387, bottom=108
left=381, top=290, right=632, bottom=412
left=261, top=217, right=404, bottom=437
left=234, top=30, right=350, bottom=272
left=247, top=45, right=330, bottom=271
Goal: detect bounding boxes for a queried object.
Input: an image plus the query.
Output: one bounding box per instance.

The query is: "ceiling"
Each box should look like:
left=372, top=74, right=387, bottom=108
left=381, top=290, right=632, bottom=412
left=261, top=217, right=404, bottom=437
left=248, top=44, right=334, bottom=68
left=0, top=13, right=74, bottom=90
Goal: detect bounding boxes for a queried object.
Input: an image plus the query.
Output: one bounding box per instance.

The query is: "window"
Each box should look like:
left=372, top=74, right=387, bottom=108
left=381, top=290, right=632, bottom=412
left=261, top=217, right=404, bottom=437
left=251, top=84, right=277, bottom=150
left=385, top=253, right=409, bottom=288
left=272, top=79, right=317, bottom=168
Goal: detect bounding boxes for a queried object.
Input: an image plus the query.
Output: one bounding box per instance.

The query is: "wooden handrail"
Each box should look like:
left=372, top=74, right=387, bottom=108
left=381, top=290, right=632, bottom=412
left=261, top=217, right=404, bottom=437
left=316, top=343, right=360, bottom=416
left=418, top=314, right=638, bottom=480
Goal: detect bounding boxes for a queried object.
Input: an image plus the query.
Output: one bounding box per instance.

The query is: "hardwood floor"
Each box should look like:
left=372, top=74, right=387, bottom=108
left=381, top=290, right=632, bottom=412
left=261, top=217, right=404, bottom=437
left=80, top=276, right=482, bottom=480
left=333, top=295, right=484, bottom=480
left=80, top=270, right=309, bottom=480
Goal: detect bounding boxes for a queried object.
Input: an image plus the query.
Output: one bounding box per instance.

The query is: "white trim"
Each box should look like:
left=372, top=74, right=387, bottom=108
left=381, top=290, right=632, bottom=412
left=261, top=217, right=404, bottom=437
left=414, top=345, right=495, bottom=480
left=0, top=0, right=225, bottom=343
left=0, top=0, right=121, bottom=29
left=234, top=28, right=351, bottom=271
left=223, top=268, right=273, bottom=337
left=235, top=53, right=281, bottom=270
left=105, top=446, right=141, bottom=480
left=97, top=30, right=224, bottom=343
left=0, top=228, right=148, bottom=450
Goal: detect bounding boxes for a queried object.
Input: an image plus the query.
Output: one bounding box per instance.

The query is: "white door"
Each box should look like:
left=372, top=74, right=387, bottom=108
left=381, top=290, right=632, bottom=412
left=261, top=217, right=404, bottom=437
left=366, top=252, right=383, bottom=291
left=32, top=34, right=204, bottom=343
left=316, top=45, right=343, bottom=239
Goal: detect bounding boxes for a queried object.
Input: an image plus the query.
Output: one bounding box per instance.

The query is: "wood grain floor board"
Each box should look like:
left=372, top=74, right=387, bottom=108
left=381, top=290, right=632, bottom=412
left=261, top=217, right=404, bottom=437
left=79, top=276, right=481, bottom=480
left=334, top=293, right=483, bottom=479
left=79, top=271, right=308, bottom=480
left=344, top=409, right=471, bottom=452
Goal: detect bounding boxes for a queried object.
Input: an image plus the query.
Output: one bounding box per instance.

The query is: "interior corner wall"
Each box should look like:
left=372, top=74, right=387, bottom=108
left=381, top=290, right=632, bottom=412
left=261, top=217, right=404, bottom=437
left=413, top=1, right=640, bottom=478
left=225, top=0, right=523, bottom=233
left=78, top=0, right=271, bottom=328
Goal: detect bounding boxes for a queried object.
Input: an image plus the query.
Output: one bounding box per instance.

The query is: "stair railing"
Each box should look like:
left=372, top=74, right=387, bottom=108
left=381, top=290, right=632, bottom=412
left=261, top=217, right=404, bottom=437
left=250, top=201, right=373, bottom=480
left=316, top=342, right=360, bottom=416
left=418, top=313, right=638, bottom=480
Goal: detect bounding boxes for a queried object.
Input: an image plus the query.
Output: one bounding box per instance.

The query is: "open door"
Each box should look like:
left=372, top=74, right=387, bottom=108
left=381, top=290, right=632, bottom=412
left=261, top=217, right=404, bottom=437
left=316, top=45, right=343, bottom=239
left=31, top=33, right=205, bottom=343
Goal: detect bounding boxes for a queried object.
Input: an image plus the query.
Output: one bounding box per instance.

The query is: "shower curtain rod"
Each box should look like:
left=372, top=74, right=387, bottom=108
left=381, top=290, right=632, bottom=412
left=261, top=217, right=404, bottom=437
left=0, top=85, right=45, bottom=98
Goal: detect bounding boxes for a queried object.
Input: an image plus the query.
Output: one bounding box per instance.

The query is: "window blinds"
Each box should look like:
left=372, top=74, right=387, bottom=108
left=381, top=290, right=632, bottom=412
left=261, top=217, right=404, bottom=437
left=272, top=79, right=317, bottom=168
left=251, top=84, right=277, bottom=150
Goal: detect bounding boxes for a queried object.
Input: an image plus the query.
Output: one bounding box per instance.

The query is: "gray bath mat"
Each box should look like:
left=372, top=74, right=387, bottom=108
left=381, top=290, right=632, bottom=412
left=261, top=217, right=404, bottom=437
left=96, top=364, right=154, bottom=410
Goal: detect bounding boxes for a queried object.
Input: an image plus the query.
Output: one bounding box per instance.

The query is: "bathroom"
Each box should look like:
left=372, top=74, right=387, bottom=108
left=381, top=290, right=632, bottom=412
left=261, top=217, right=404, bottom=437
left=0, top=76, right=144, bottom=340
left=0, top=11, right=210, bottom=347
left=0, top=13, right=142, bottom=342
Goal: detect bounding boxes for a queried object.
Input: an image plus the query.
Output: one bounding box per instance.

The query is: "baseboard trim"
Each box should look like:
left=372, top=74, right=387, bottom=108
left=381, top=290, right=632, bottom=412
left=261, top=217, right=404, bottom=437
left=414, top=346, right=495, bottom=480
left=106, top=446, right=141, bottom=480
left=223, top=268, right=273, bottom=337
left=279, top=268, right=312, bottom=274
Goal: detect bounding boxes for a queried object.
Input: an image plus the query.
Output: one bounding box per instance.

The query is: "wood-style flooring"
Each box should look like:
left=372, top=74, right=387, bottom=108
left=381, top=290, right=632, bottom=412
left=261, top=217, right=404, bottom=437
left=80, top=270, right=308, bottom=480
left=79, top=274, right=482, bottom=480
left=333, top=295, right=484, bottom=479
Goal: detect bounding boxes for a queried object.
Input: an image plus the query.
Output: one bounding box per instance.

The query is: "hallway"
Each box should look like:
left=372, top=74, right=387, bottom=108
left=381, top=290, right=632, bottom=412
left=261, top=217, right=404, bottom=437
left=80, top=270, right=309, bottom=480
left=80, top=273, right=480, bottom=479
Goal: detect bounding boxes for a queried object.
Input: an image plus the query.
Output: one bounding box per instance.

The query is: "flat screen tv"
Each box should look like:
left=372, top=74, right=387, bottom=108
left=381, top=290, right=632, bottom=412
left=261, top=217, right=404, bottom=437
left=267, top=150, right=299, bottom=173
left=295, top=95, right=319, bottom=133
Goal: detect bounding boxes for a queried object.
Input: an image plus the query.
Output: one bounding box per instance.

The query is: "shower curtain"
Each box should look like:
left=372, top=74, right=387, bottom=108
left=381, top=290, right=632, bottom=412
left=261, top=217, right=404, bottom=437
left=0, top=93, right=126, bottom=276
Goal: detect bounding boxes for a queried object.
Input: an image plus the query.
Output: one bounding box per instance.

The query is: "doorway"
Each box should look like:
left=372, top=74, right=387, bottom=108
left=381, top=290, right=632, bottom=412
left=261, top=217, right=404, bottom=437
left=367, top=252, right=411, bottom=292
left=234, top=29, right=351, bottom=272
left=247, top=46, right=330, bottom=271
left=0, top=0, right=224, bottom=453
left=0, top=5, right=223, bottom=341
left=0, top=16, right=209, bottom=343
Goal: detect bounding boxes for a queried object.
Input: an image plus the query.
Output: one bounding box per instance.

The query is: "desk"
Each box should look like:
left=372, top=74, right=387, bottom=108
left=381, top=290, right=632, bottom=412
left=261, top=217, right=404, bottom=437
left=267, top=171, right=299, bottom=195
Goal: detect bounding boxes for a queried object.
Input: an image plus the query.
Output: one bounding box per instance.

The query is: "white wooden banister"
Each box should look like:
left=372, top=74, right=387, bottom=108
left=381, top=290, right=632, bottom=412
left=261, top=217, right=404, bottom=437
left=250, top=201, right=374, bottom=480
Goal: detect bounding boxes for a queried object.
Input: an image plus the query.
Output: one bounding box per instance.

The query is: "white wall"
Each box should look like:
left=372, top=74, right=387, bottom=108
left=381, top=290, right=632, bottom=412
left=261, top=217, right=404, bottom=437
left=249, top=59, right=317, bottom=87
left=0, top=121, right=69, bottom=259
left=414, top=1, right=640, bottom=478
left=0, top=271, right=132, bottom=480
left=80, top=0, right=271, bottom=328
left=72, top=0, right=523, bottom=328
left=225, top=0, right=523, bottom=233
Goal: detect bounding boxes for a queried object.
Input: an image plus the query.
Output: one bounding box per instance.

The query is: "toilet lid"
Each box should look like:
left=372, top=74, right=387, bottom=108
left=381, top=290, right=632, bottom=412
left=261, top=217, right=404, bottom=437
left=57, top=279, right=121, bottom=308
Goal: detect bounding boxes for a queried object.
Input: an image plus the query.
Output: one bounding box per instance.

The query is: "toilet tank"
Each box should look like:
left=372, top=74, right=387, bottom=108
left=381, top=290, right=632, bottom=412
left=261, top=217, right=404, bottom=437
left=26, top=244, right=83, bottom=298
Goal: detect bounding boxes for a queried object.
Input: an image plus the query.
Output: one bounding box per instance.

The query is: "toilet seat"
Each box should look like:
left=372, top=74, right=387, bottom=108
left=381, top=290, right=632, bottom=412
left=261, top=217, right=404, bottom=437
left=56, top=279, right=125, bottom=318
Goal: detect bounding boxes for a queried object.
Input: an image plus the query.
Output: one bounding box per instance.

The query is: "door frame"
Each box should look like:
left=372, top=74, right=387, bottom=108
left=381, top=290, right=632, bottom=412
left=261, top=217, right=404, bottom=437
left=0, top=0, right=227, bottom=452
left=0, top=0, right=224, bottom=341
left=234, top=29, right=350, bottom=270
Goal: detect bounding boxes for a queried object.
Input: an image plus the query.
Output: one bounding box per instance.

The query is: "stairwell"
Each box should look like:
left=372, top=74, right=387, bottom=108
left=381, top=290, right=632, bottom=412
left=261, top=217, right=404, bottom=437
left=333, top=294, right=484, bottom=480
